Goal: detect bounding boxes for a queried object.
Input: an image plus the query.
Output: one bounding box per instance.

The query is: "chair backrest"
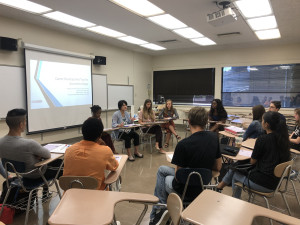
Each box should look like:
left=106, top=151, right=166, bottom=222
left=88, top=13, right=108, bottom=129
left=167, top=193, right=183, bottom=225
left=176, top=168, right=212, bottom=201
left=59, top=176, right=98, bottom=191
left=2, top=158, right=26, bottom=173
left=274, top=160, right=293, bottom=177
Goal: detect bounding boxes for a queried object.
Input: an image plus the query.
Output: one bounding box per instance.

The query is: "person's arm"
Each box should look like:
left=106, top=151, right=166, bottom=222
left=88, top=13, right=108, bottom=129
left=138, top=110, right=144, bottom=124
left=290, top=136, right=300, bottom=144
left=250, top=158, right=257, bottom=164
left=106, top=152, right=119, bottom=171
left=31, top=141, right=51, bottom=159
left=212, top=157, right=222, bottom=171
left=174, top=108, right=179, bottom=119
left=158, top=109, right=164, bottom=119
left=243, top=121, right=255, bottom=141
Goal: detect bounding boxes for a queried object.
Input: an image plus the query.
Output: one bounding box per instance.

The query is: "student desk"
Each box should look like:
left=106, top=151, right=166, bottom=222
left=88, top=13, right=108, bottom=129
left=34, top=153, right=64, bottom=167
left=241, top=138, right=257, bottom=149
left=181, top=189, right=300, bottom=225
left=221, top=147, right=252, bottom=161
left=48, top=188, right=159, bottom=225
left=105, top=154, right=128, bottom=190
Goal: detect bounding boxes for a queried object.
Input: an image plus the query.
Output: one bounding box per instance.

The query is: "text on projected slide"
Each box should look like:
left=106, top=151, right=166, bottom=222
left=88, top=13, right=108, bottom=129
left=30, top=60, right=92, bottom=109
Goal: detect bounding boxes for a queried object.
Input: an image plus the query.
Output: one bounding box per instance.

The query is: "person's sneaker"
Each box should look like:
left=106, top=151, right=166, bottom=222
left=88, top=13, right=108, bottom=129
left=128, top=155, right=135, bottom=161
left=290, top=170, right=299, bottom=180
left=149, top=209, right=168, bottom=225
left=215, top=188, right=223, bottom=193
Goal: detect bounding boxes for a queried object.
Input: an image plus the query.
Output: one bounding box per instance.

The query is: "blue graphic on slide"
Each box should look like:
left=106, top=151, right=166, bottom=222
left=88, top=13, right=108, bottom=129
left=36, top=61, right=62, bottom=107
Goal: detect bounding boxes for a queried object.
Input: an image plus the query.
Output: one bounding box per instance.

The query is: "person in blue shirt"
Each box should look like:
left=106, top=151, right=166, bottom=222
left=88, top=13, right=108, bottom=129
left=243, top=105, right=265, bottom=141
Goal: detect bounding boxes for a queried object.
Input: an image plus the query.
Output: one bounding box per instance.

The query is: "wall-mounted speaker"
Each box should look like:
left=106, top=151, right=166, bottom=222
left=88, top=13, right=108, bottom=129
left=93, top=56, right=106, bottom=65
left=0, top=37, right=18, bottom=51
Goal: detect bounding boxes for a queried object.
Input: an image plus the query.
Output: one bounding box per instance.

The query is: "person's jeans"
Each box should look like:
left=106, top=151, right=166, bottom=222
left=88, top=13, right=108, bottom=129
left=222, top=169, right=274, bottom=198
left=150, top=166, right=175, bottom=220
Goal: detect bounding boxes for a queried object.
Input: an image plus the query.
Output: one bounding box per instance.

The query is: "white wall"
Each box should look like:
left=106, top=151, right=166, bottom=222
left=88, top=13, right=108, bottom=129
left=0, top=16, right=152, bottom=143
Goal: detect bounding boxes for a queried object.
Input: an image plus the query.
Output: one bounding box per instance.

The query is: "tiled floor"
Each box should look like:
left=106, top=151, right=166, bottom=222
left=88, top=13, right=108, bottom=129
left=2, top=126, right=300, bottom=225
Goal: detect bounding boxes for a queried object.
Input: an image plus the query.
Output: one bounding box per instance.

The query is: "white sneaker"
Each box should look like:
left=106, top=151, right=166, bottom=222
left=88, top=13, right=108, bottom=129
left=128, top=155, right=135, bottom=161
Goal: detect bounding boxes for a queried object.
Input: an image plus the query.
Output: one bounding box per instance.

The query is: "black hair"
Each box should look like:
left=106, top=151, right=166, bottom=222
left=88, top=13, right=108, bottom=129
left=209, top=99, right=227, bottom=118
left=263, top=111, right=290, bottom=161
left=118, top=100, right=128, bottom=110
left=82, top=118, right=104, bottom=141
left=6, top=108, right=27, bottom=129
left=271, top=101, right=281, bottom=110
left=90, top=105, right=101, bottom=113
left=252, top=105, right=265, bottom=121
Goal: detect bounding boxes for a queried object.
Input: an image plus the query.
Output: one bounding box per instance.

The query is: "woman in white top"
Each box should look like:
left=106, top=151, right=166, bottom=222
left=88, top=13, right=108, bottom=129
left=139, top=99, right=165, bottom=154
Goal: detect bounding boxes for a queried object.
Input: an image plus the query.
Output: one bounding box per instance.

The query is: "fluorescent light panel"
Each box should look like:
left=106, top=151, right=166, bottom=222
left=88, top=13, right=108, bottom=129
left=247, top=16, right=277, bottom=31
left=255, top=29, right=281, bottom=40
left=0, top=0, right=51, bottom=14
left=173, top=27, right=203, bottom=39
left=118, top=36, right=148, bottom=45
left=140, top=43, right=166, bottom=51
left=87, top=26, right=125, bottom=38
left=43, top=11, right=95, bottom=28
left=191, top=37, right=216, bottom=46
left=235, top=0, right=272, bottom=18
left=148, top=14, right=187, bottom=30
left=111, top=0, right=164, bottom=17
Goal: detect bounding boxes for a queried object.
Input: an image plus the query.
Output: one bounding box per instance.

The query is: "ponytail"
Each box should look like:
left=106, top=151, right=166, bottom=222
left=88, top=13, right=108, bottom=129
left=263, top=111, right=290, bottom=161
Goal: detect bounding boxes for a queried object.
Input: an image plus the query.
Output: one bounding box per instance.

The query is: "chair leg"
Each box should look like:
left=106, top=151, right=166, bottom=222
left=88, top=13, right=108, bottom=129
left=290, top=179, right=300, bottom=207
left=281, top=192, right=292, bottom=215
left=25, top=190, right=35, bottom=225
left=135, top=204, right=148, bottom=225
left=54, top=180, right=62, bottom=199
left=262, top=197, right=273, bottom=225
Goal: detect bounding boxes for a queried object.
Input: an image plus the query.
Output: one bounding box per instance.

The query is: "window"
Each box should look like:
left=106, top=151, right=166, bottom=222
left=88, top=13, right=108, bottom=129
left=153, top=68, right=215, bottom=105
left=222, top=64, right=300, bottom=108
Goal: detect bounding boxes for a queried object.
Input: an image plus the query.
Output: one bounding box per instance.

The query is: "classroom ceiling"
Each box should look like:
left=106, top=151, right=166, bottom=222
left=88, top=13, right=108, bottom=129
left=0, top=0, right=300, bottom=56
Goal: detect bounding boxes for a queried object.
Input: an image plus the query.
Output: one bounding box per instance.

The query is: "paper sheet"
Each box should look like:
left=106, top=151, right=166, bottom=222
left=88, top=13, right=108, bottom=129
left=238, top=149, right=252, bottom=157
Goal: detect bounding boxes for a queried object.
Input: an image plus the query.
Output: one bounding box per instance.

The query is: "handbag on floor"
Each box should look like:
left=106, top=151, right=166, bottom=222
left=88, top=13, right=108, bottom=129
left=0, top=204, right=15, bottom=224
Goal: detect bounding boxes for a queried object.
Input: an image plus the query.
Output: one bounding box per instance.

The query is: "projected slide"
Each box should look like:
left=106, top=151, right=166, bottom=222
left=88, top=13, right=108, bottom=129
left=30, top=60, right=92, bottom=109
left=25, top=48, right=93, bottom=133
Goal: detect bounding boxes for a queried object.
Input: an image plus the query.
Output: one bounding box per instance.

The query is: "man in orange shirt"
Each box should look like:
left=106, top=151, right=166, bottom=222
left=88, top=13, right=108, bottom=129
left=63, top=118, right=119, bottom=190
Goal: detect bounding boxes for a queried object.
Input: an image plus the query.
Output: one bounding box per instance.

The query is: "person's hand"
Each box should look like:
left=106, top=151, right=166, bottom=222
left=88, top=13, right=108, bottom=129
left=8, top=174, right=13, bottom=179
left=130, top=117, right=135, bottom=121
left=119, top=122, right=124, bottom=127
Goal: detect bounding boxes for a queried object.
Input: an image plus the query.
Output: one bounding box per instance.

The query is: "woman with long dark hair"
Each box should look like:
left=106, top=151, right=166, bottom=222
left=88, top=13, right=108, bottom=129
left=90, top=105, right=116, bottom=154
left=139, top=99, right=165, bottom=153
left=159, top=99, right=180, bottom=148
left=217, top=111, right=291, bottom=198
left=243, top=105, right=265, bottom=141
left=208, top=99, right=228, bottom=132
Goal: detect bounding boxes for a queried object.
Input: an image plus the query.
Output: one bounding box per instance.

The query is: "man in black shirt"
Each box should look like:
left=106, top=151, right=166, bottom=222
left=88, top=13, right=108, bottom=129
left=269, top=101, right=286, bottom=122
left=149, top=107, right=222, bottom=225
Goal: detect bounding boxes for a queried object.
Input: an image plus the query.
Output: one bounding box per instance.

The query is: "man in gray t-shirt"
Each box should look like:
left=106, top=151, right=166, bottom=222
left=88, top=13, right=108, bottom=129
left=0, top=109, right=52, bottom=179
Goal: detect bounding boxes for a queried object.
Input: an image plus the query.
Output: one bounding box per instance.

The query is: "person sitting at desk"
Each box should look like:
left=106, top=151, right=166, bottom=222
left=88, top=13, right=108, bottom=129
left=216, top=111, right=291, bottom=198
left=208, top=99, right=228, bottom=132
left=139, top=99, right=165, bottom=154
left=0, top=109, right=62, bottom=183
left=63, top=118, right=119, bottom=190
left=243, top=105, right=265, bottom=141
left=159, top=99, right=180, bottom=148
left=90, top=105, right=116, bottom=154
left=149, top=107, right=222, bottom=225
left=112, top=100, right=142, bottom=161
left=289, top=108, right=300, bottom=151
left=269, top=100, right=286, bottom=122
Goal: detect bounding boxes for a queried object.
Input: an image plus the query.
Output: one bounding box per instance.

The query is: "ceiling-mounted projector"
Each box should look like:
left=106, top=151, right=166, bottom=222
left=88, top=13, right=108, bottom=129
left=207, top=7, right=237, bottom=27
